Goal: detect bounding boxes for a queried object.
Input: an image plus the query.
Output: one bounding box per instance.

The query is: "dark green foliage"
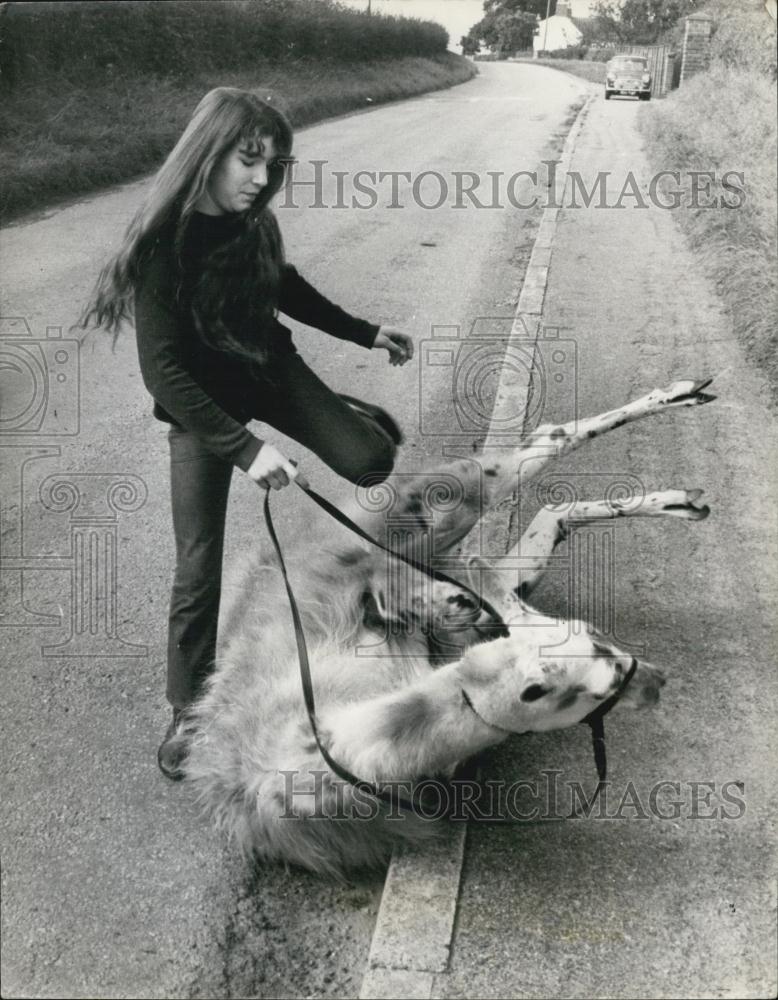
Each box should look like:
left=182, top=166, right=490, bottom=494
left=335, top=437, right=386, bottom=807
left=655, top=0, right=776, bottom=80
left=592, top=0, right=697, bottom=44
left=704, top=0, right=777, bottom=80
left=535, top=45, right=588, bottom=59
left=0, top=0, right=449, bottom=95
left=463, top=1, right=544, bottom=57
left=0, top=0, right=473, bottom=223
left=584, top=46, right=619, bottom=62
left=461, top=32, right=480, bottom=56
left=484, top=0, right=554, bottom=16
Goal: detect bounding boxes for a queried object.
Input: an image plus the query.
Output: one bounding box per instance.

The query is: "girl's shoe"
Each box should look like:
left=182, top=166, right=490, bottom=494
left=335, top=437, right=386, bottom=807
left=157, top=708, right=188, bottom=782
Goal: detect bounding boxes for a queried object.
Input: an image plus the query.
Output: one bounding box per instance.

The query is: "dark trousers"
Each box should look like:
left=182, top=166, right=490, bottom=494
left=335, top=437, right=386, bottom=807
left=166, top=352, right=397, bottom=709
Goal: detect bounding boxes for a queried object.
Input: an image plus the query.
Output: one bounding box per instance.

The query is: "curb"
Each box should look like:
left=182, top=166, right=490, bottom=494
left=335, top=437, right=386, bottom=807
left=359, top=832, right=467, bottom=1000
left=485, top=92, right=593, bottom=448
left=358, top=91, right=596, bottom=1000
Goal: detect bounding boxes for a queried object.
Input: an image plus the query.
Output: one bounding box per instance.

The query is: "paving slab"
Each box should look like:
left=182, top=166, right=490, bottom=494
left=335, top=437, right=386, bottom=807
left=437, top=79, right=778, bottom=1000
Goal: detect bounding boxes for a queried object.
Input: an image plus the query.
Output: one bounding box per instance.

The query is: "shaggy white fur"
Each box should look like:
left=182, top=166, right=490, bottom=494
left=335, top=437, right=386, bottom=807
left=177, top=378, right=714, bottom=877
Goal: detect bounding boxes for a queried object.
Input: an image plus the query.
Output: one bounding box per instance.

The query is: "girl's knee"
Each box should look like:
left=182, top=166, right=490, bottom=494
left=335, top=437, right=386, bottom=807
left=339, top=436, right=397, bottom=485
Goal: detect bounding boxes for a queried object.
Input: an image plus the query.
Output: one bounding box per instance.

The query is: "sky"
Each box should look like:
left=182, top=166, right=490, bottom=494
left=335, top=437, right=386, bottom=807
left=335, top=1, right=596, bottom=52
left=337, top=0, right=485, bottom=51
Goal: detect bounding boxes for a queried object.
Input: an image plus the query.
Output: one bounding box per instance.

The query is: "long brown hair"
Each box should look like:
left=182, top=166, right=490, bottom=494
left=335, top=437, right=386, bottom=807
left=80, top=87, right=293, bottom=363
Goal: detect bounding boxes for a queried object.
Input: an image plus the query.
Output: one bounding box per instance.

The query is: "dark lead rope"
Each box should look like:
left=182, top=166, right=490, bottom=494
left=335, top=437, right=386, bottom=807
left=263, top=487, right=430, bottom=812
left=264, top=484, right=638, bottom=820
left=579, top=655, right=638, bottom=810
left=297, top=484, right=510, bottom=640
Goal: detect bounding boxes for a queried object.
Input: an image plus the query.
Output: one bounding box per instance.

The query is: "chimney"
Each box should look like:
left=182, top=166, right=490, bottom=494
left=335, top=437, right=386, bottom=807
left=556, top=1, right=571, bottom=17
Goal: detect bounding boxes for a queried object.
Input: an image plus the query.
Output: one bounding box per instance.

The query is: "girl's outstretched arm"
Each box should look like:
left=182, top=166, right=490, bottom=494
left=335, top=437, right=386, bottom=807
left=277, top=265, right=379, bottom=349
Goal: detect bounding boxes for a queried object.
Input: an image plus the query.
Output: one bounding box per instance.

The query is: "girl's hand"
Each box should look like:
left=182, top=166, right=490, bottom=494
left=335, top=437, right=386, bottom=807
left=374, top=326, right=414, bottom=367
left=247, top=443, right=310, bottom=491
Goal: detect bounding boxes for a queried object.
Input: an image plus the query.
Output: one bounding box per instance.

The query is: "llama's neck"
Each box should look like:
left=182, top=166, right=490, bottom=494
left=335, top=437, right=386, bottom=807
left=319, top=664, right=506, bottom=783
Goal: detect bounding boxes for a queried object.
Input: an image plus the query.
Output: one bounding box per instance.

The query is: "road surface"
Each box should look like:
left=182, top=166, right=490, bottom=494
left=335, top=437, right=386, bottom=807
left=1, top=62, right=587, bottom=998
left=1, top=61, right=775, bottom=999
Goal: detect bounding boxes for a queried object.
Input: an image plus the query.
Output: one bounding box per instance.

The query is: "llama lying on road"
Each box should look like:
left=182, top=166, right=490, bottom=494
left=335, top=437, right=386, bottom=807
left=176, top=378, right=714, bottom=876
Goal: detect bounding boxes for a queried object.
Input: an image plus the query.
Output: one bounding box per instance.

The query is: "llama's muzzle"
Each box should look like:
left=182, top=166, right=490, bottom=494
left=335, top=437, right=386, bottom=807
left=618, top=661, right=666, bottom=708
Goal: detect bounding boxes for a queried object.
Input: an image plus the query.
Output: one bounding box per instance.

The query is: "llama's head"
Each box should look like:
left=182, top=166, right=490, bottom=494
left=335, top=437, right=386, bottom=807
left=363, top=558, right=504, bottom=659
left=455, top=615, right=665, bottom=734
left=426, top=578, right=507, bottom=657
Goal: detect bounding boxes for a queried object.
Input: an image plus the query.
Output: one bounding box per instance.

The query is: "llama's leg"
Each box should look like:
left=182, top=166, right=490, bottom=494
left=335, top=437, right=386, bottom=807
left=470, top=488, right=710, bottom=604
left=479, top=377, right=716, bottom=508
left=346, top=378, right=714, bottom=557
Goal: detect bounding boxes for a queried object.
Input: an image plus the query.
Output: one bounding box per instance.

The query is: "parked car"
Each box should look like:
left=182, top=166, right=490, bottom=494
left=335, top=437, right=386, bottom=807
left=605, top=55, right=652, bottom=100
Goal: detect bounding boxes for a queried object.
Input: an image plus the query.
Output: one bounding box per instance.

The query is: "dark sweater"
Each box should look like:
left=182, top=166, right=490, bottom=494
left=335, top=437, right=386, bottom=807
left=134, top=211, right=379, bottom=471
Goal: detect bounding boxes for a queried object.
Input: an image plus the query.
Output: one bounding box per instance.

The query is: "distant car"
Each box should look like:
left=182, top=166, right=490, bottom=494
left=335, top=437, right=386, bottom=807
left=605, top=55, right=652, bottom=100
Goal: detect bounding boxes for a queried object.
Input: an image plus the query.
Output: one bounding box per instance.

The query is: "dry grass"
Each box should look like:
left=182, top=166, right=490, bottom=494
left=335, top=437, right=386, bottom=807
left=639, top=0, right=777, bottom=404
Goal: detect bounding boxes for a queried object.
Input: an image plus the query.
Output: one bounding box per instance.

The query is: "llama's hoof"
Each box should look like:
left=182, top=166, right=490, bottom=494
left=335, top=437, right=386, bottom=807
left=157, top=710, right=189, bottom=782
left=661, top=377, right=717, bottom=407
left=661, top=489, right=711, bottom=520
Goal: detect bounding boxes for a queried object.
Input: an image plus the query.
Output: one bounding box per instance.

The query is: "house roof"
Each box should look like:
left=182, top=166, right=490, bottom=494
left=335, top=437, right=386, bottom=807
left=534, top=14, right=583, bottom=44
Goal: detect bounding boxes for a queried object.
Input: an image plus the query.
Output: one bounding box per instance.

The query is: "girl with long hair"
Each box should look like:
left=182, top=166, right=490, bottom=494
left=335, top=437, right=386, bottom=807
left=82, top=87, right=413, bottom=779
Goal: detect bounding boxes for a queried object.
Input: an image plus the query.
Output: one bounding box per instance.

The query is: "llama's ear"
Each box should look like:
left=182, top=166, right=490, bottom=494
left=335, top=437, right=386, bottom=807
left=362, top=587, right=390, bottom=627
left=464, top=555, right=491, bottom=592
left=464, top=555, right=514, bottom=610
left=502, top=588, right=529, bottom=616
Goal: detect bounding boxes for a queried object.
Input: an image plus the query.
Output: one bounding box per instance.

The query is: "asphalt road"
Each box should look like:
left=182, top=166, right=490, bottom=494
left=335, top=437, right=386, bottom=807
left=0, top=63, right=593, bottom=998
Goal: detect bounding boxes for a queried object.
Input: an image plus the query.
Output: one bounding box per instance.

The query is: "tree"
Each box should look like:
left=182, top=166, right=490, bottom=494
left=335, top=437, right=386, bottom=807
left=461, top=32, right=480, bottom=55
left=463, top=0, right=545, bottom=57
left=593, top=0, right=698, bottom=44
left=493, top=10, right=538, bottom=54
left=484, top=0, right=554, bottom=16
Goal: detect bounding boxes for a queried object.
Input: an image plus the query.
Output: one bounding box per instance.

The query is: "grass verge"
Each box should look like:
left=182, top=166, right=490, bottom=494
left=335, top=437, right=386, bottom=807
left=638, top=35, right=777, bottom=403
left=510, top=57, right=605, bottom=86
left=0, top=53, right=475, bottom=225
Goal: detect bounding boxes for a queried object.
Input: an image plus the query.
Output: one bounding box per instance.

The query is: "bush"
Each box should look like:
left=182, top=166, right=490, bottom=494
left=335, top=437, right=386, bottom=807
left=536, top=45, right=588, bottom=60
left=0, top=0, right=449, bottom=95
left=0, top=0, right=475, bottom=222
left=585, top=46, right=618, bottom=62
left=659, top=0, right=777, bottom=80
left=705, top=0, right=777, bottom=79
left=0, top=52, right=476, bottom=222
